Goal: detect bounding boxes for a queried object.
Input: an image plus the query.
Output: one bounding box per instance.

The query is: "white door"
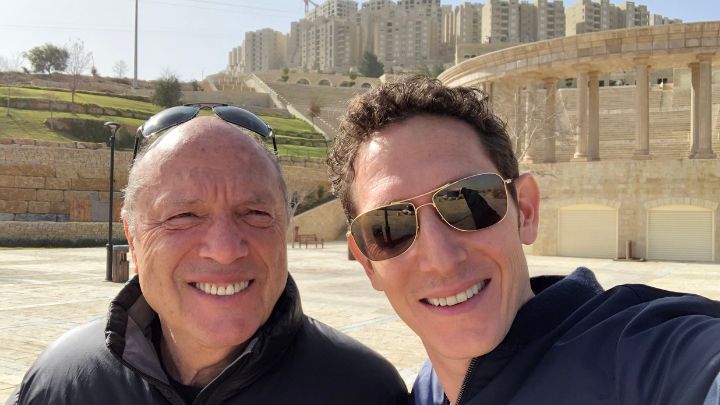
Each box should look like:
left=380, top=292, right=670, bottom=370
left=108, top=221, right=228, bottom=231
left=647, top=205, right=714, bottom=262
left=558, top=204, right=618, bottom=259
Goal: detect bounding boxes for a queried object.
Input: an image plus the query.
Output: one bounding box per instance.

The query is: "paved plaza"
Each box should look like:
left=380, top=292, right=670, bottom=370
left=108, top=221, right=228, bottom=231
left=2, top=242, right=720, bottom=402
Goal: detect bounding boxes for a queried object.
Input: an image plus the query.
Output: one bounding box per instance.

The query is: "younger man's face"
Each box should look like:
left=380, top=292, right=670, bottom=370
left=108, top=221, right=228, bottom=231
left=348, top=115, right=539, bottom=367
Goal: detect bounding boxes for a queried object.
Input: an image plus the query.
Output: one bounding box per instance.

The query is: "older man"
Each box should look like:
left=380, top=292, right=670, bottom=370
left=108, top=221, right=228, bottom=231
left=9, top=112, right=407, bottom=404
left=327, top=76, right=720, bottom=405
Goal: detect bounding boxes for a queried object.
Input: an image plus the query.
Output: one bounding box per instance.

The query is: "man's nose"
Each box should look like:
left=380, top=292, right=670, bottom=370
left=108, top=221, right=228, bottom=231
left=412, top=206, right=469, bottom=274
left=198, top=215, right=249, bottom=264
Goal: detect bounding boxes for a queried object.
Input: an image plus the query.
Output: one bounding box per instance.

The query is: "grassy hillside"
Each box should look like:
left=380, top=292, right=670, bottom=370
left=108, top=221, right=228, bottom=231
left=0, top=86, right=328, bottom=159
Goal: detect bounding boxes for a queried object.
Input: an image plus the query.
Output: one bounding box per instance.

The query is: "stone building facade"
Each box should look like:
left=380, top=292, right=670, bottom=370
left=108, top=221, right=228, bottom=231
left=440, top=21, right=720, bottom=263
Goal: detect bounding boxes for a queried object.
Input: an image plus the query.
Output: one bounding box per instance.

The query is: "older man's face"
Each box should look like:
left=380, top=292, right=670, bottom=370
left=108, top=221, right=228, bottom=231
left=127, top=118, right=288, bottom=353
left=348, top=115, right=538, bottom=368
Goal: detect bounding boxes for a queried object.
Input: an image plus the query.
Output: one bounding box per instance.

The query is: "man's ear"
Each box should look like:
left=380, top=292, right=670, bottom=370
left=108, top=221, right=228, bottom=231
left=513, top=173, right=540, bottom=245
left=347, top=233, right=384, bottom=292
left=123, top=219, right=140, bottom=272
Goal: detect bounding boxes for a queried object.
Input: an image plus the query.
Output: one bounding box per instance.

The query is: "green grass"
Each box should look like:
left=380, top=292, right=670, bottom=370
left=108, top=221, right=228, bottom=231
left=0, top=88, right=329, bottom=160
left=0, top=108, right=143, bottom=142
left=262, top=115, right=318, bottom=134
left=277, top=144, right=329, bottom=160
left=3, top=86, right=160, bottom=115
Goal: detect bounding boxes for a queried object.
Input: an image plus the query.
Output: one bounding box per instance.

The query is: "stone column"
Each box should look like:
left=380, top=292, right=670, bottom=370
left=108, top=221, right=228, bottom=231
left=633, top=58, right=651, bottom=159
left=514, top=85, right=525, bottom=155
left=543, top=77, right=557, bottom=163
left=587, top=71, right=600, bottom=161
left=689, top=62, right=700, bottom=158
left=573, top=71, right=589, bottom=160
left=485, top=81, right=494, bottom=104
left=695, top=54, right=717, bottom=159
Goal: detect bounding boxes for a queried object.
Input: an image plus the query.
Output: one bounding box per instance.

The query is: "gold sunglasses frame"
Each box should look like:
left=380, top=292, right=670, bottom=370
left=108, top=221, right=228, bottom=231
left=349, top=172, right=514, bottom=261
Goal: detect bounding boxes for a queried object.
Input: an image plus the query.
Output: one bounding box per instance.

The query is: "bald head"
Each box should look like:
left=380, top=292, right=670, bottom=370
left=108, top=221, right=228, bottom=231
left=122, top=116, right=288, bottom=236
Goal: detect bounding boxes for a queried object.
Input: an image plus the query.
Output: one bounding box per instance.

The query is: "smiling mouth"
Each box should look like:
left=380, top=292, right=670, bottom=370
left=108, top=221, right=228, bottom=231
left=423, top=280, right=490, bottom=307
left=192, top=281, right=251, bottom=296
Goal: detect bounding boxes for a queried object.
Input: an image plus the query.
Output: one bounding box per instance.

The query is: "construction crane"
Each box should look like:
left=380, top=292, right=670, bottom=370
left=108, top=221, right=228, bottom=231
left=303, top=0, right=319, bottom=14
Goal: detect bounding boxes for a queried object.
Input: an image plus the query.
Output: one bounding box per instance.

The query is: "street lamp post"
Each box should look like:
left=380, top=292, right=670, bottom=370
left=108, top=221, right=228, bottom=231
left=104, top=122, right=121, bottom=281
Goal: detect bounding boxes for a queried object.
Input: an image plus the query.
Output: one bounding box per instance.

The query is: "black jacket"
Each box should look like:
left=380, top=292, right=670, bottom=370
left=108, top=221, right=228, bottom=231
left=413, top=268, right=720, bottom=405
left=9, top=275, right=407, bottom=405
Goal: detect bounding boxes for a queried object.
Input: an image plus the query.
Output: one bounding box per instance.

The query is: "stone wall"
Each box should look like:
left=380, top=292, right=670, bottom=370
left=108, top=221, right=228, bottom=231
left=524, top=159, right=719, bottom=262
left=0, top=139, right=329, bottom=245
left=286, top=199, right=347, bottom=242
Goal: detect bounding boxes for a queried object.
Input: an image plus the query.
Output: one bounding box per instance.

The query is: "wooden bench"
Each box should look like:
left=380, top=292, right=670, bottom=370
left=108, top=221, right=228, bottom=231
left=292, top=226, right=324, bottom=248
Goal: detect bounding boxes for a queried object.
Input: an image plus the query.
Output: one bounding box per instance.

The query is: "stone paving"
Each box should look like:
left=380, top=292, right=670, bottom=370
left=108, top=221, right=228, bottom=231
left=2, top=242, right=720, bottom=402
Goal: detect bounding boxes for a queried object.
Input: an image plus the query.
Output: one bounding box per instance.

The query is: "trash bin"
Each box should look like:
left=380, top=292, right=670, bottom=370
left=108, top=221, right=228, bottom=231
left=112, top=245, right=130, bottom=283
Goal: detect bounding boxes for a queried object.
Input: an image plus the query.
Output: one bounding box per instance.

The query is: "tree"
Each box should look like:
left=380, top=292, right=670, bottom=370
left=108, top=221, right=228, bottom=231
left=152, top=70, right=182, bottom=107
left=491, top=83, right=574, bottom=162
left=280, top=67, right=289, bottom=82
left=113, top=60, right=128, bottom=78
left=25, top=43, right=68, bottom=74
left=67, top=40, right=93, bottom=104
left=308, top=97, right=321, bottom=124
left=1, top=53, right=24, bottom=117
left=358, top=51, right=384, bottom=78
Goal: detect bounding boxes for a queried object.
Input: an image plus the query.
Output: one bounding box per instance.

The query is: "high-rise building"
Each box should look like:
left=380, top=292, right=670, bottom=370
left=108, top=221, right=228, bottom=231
left=227, top=46, right=243, bottom=76
left=357, top=0, right=444, bottom=72
left=565, top=1, right=674, bottom=36
left=649, top=14, right=682, bottom=26
left=454, top=3, right=483, bottom=44
left=618, top=1, right=648, bottom=27
left=293, top=0, right=360, bottom=72
left=239, top=28, right=287, bottom=74
left=481, top=0, right=520, bottom=44
left=229, top=0, right=681, bottom=75
left=535, top=0, right=565, bottom=40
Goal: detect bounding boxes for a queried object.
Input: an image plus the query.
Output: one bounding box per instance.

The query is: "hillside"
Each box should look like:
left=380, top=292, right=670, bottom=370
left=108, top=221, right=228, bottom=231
left=0, top=80, right=328, bottom=160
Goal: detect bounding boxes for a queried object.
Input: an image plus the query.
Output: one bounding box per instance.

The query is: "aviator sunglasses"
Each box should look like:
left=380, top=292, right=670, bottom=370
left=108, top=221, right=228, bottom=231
left=350, top=173, right=514, bottom=261
left=133, top=103, right=275, bottom=161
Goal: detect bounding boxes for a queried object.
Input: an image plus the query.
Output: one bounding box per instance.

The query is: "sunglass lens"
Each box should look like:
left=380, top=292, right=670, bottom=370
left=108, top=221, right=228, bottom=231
left=351, top=203, right=417, bottom=261
left=142, top=106, right=199, bottom=138
left=433, top=174, right=508, bottom=231
left=213, top=106, right=272, bottom=138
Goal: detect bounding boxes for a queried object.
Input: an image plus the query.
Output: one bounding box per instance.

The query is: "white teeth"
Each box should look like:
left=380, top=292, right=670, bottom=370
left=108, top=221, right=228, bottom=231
left=194, top=281, right=250, bottom=296
left=426, top=280, right=487, bottom=307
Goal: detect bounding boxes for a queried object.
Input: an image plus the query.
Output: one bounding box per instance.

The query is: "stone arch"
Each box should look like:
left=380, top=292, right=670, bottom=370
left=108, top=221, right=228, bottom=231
left=296, top=78, right=310, bottom=85
left=339, top=81, right=353, bottom=87
left=318, top=79, right=332, bottom=86
left=360, top=82, right=373, bottom=89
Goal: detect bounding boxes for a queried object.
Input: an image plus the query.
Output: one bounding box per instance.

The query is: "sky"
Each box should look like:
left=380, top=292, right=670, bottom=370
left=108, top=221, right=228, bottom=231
left=1, top=0, right=719, bottom=82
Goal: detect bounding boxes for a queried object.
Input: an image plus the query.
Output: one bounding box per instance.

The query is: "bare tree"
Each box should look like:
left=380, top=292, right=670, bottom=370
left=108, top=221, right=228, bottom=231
left=67, top=40, right=93, bottom=104
left=113, top=60, right=128, bottom=78
left=308, top=97, right=321, bottom=124
left=491, top=83, right=575, bottom=162
left=1, top=53, right=25, bottom=117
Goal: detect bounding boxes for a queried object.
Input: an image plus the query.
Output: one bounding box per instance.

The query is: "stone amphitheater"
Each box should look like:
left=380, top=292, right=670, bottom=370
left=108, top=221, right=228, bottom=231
left=2, top=22, right=718, bottom=263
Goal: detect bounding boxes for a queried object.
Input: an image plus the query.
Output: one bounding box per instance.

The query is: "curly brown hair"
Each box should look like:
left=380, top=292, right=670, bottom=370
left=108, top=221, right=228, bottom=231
left=327, top=75, right=518, bottom=222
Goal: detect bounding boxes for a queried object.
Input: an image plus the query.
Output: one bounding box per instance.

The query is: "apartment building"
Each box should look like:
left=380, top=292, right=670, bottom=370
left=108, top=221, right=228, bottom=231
left=226, top=0, right=681, bottom=75
left=454, top=2, right=483, bottom=44
left=241, top=29, right=288, bottom=74
left=619, top=1, right=649, bottom=28
left=294, top=0, right=360, bottom=72
left=567, top=0, right=678, bottom=36
left=535, top=0, right=565, bottom=40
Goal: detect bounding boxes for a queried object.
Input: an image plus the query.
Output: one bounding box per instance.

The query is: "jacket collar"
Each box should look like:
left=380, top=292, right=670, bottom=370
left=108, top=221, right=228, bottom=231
left=458, top=267, right=604, bottom=404
left=105, top=273, right=304, bottom=389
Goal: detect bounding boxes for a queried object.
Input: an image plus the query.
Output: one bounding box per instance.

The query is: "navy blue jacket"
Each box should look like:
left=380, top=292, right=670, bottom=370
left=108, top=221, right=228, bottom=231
left=413, top=268, right=720, bottom=405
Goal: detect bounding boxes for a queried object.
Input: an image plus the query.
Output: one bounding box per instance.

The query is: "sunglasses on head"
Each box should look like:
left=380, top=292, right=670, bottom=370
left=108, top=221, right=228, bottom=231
left=350, top=173, right=514, bottom=262
left=133, top=103, right=275, bottom=161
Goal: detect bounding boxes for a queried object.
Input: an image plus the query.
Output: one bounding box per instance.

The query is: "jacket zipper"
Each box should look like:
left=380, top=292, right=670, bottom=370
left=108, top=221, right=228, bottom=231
left=453, top=357, right=479, bottom=405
